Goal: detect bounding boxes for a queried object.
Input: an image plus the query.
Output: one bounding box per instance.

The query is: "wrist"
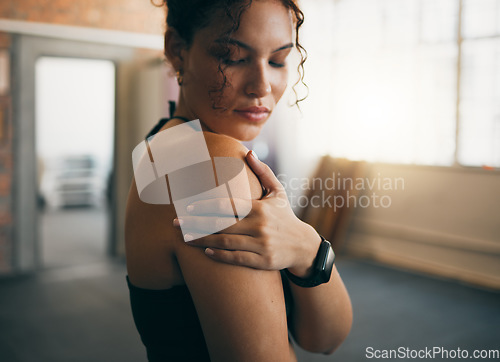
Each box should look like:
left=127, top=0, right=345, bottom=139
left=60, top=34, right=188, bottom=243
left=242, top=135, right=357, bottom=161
left=287, top=223, right=322, bottom=278
left=285, top=234, right=335, bottom=288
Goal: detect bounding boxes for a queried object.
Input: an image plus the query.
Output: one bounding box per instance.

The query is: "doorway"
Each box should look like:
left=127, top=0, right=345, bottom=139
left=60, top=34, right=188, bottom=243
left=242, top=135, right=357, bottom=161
left=12, top=34, right=165, bottom=273
left=35, top=56, right=115, bottom=269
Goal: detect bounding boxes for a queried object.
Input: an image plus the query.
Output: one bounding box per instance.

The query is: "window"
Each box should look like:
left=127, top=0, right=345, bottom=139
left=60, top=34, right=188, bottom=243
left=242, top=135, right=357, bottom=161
left=298, top=0, right=500, bottom=168
left=459, top=0, right=500, bottom=167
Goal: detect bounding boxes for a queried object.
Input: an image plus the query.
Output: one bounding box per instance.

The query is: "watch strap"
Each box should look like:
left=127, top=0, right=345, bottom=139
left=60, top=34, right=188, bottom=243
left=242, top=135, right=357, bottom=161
left=284, top=234, right=335, bottom=288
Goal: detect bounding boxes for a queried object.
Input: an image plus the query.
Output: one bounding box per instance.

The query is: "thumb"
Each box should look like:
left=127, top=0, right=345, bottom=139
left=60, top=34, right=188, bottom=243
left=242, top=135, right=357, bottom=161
left=246, top=150, right=284, bottom=196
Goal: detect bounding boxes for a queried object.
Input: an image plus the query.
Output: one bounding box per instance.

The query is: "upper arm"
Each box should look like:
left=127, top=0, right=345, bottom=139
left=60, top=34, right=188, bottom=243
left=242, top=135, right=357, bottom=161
left=174, top=133, right=291, bottom=361
left=176, top=247, right=290, bottom=361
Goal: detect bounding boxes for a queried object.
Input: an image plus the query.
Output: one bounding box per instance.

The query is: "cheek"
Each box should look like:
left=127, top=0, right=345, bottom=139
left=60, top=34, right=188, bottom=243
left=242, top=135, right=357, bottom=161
left=193, top=61, right=223, bottom=90
left=186, top=61, right=226, bottom=109
left=272, top=70, right=288, bottom=101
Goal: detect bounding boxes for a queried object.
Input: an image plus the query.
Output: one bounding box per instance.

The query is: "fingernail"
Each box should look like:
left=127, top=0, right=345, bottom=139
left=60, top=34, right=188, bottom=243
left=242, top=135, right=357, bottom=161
left=205, top=248, right=214, bottom=256
left=184, top=234, right=193, bottom=242
left=173, top=218, right=183, bottom=227
left=186, top=205, right=194, bottom=213
left=250, top=150, right=259, bottom=160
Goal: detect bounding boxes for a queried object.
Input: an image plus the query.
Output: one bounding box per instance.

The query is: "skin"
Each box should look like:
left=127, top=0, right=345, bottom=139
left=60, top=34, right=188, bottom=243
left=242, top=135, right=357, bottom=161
left=126, top=0, right=352, bottom=360
left=168, top=2, right=292, bottom=141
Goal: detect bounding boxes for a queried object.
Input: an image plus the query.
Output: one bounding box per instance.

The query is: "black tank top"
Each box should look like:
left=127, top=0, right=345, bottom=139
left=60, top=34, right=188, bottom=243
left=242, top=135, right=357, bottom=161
left=127, top=276, right=211, bottom=361
left=127, top=118, right=293, bottom=361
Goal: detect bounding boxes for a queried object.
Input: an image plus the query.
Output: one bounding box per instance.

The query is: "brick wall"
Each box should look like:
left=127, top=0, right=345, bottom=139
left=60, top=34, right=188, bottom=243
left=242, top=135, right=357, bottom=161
left=0, top=32, right=12, bottom=273
left=0, top=0, right=166, bottom=35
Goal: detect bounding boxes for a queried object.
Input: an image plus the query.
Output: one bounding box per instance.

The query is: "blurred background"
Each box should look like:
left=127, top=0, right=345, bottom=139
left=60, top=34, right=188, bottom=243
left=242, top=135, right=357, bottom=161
left=0, top=0, right=498, bottom=361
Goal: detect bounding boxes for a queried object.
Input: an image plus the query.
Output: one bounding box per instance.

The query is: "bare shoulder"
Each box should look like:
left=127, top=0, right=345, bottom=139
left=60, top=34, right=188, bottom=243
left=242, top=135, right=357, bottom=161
left=202, top=131, right=247, bottom=156
left=202, top=131, right=263, bottom=200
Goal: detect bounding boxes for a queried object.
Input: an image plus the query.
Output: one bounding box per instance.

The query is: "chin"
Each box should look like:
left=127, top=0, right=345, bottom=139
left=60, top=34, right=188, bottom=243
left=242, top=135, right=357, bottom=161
left=227, top=124, right=263, bottom=142
left=200, top=113, right=266, bottom=141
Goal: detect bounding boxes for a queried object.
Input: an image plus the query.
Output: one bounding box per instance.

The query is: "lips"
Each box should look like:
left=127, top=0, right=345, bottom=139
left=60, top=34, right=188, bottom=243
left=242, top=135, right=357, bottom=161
left=234, top=106, right=270, bottom=122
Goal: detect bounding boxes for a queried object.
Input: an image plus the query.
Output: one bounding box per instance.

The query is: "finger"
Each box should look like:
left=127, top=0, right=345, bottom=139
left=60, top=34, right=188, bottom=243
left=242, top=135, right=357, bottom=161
left=204, top=248, right=269, bottom=270
left=175, top=215, right=256, bottom=235
left=184, top=233, right=261, bottom=254
left=181, top=231, right=211, bottom=244
left=246, top=150, right=285, bottom=196
left=188, top=198, right=253, bottom=219
left=187, top=198, right=240, bottom=216
left=174, top=215, right=238, bottom=234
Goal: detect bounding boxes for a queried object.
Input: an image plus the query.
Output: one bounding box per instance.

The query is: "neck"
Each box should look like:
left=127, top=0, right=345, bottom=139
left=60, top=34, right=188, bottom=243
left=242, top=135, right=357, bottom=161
left=174, top=95, right=213, bottom=133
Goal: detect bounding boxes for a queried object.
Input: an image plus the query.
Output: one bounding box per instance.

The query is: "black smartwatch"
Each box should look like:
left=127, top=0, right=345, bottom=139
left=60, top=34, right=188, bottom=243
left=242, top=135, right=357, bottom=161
left=284, top=234, right=335, bottom=288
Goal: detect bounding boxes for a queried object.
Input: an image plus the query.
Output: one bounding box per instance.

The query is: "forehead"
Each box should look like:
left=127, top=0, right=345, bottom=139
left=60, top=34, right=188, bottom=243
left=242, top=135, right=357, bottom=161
left=196, top=0, right=293, bottom=47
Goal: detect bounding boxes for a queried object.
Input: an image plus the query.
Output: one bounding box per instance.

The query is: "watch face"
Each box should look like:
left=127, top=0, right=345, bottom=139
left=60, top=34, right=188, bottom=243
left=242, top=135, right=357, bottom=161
left=326, top=247, right=335, bottom=267
left=321, top=247, right=330, bottom=270
left=316, top=240, right=331, bottom=271
left=319, top=242, right=335, bottom=282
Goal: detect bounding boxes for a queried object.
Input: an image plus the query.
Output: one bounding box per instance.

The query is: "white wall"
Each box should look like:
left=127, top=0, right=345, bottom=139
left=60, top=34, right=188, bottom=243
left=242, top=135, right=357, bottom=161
left=344, top=163, right=500, bottom=289
left=114, top=56, right=173, bottom=255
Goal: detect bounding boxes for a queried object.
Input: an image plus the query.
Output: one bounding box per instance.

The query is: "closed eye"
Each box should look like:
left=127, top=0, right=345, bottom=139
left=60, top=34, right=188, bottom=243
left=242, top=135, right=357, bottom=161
left=270, top=61, right=285, bottom=68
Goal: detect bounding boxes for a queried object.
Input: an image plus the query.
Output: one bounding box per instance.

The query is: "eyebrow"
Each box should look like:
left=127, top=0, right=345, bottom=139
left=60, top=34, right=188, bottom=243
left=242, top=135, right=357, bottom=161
left=215, top=38, right=294, bottom=53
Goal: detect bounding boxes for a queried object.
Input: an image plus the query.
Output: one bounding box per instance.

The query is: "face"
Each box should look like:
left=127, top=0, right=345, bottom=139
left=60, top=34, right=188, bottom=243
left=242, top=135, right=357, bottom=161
left=175, top=0, right=294, bottom=141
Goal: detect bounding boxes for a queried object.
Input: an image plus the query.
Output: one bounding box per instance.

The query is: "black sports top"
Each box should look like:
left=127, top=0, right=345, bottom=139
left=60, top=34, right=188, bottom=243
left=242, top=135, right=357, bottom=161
left=127, top=277, right=211, bottom=361
left=127, top=117, right=293, bottom=361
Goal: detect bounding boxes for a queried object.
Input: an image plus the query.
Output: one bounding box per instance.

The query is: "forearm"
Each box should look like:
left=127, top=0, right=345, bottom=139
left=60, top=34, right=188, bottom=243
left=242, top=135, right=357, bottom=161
left=287, top=266, right=353, bottom=354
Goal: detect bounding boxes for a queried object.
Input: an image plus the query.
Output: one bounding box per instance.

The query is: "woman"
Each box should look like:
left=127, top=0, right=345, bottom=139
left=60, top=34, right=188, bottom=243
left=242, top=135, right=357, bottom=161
left=125, top=0, right=353, bottom=360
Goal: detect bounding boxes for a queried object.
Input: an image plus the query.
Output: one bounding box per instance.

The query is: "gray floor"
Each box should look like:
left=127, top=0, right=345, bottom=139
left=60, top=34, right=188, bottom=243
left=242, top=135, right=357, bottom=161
left=40, top=207, right=109, bottom=269
left=0, top=209, right=499, bottom=361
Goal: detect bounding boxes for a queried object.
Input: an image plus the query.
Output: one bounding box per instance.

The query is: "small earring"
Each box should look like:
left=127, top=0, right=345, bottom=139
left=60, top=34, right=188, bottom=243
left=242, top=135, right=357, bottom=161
left=176, top=70, right=184, bottom=86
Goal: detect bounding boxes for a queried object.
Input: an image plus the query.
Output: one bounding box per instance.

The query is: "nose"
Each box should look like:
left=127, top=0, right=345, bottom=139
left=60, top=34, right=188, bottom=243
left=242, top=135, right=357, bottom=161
left=244, top=61, right=272, bottom=98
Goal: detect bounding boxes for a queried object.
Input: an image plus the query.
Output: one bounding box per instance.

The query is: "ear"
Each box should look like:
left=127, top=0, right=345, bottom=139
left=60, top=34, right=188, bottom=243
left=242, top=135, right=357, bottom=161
left=164, top=27, right=187, bottom=71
